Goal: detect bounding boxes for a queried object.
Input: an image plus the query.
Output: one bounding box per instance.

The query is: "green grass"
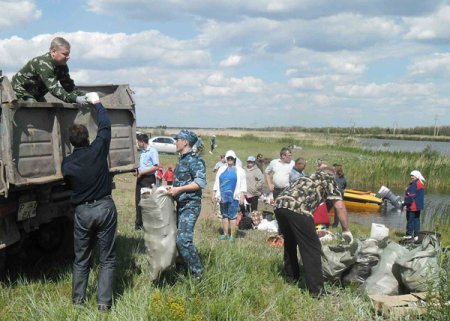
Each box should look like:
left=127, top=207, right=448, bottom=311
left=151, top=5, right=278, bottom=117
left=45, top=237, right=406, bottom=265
left=0, top=134, right=449, bottom=320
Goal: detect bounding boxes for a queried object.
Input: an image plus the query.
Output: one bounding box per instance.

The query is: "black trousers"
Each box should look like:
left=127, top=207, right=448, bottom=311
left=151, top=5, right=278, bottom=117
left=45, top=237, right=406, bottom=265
left=73, top=197, right=117, bottom=306
left=239, top=195, right=259, bottom=215
left=274, top=207, right=324, bottom=295
left=135, top=175, right=156, bottom=228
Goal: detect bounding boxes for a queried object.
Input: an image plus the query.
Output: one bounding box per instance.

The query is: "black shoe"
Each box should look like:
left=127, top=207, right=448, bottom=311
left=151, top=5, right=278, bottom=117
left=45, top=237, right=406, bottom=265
left=73, top=298, right=85, bottom=307
left=192, top=273, right=203, bottom=281
left=73, top=302, right=85, bottom=309
left=98, top=304, right=111, bottom=312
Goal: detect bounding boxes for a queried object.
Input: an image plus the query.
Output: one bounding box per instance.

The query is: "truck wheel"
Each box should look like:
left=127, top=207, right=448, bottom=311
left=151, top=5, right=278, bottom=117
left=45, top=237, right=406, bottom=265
left=37, top=220, right=64, bottom=251
left=36, top=218, right=74, bottom=259
left=0, top=250, right=6, bottom=277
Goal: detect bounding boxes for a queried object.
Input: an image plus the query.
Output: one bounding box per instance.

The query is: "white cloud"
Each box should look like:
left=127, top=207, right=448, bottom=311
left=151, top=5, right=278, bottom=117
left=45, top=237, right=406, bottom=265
left=87, top=0, right=445, bottom=21
left=202, top=86, right=231, bottom=96
left=404, top=6, right=450, bottom=41
left=219, top=55, right=242, bottom=67
left=408, top=53, right=450, bottom=76
left=335, top=82, right=434, bottom=98
left=196, top=13, right=401, bottom=53
left=0, top=31, right=212, bottom=68
left=0, top=0, right=41, bottom=31
left=289, top=77, right=326, bottom=90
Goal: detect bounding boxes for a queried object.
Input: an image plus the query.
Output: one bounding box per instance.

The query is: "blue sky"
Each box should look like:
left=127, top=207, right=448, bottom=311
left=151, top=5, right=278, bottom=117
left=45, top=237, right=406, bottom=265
left=1, top=0, right=450, bottom=128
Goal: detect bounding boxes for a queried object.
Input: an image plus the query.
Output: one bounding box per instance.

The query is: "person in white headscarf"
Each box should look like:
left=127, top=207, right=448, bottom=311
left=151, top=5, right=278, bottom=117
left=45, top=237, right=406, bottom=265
left=212, top=150, right=247, bottom=241
left=403, top=170, right=425, bottom=240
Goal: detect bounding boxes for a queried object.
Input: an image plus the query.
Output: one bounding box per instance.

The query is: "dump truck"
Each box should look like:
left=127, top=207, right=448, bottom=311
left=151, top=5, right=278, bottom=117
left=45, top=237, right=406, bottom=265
left=0, top=76, right=138, bottom=275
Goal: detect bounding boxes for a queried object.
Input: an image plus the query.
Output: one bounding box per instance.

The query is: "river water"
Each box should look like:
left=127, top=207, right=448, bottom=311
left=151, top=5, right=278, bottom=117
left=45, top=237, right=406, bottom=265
left=356, top=138, right=450, bottom=157
left=348, top=138, right=449, bottom=232
left=347, top=191, right=450, bottom=232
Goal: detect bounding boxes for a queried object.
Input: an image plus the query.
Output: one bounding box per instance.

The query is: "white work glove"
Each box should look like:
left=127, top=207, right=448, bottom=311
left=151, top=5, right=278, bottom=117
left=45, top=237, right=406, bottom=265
left=75, top=95, right=87, bottom=105
left=342, top=231, right=354, bottom=244
left=85, top=92, right=100, bottom=104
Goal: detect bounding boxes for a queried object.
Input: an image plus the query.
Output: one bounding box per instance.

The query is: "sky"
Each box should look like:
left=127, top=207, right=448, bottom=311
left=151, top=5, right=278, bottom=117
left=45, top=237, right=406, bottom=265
left=1, top=0, right=450, bottom=129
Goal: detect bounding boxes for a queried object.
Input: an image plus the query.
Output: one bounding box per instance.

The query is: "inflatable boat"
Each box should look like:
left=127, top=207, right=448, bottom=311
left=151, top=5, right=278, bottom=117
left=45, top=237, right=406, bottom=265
left=343, top=189, right=383, bottom=212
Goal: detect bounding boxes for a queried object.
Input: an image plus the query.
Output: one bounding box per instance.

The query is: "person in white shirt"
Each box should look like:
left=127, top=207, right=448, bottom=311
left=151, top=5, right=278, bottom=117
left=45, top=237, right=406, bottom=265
left=265, top=147, right=294, bottom=200
left=213, top=155, right=226, bottom=173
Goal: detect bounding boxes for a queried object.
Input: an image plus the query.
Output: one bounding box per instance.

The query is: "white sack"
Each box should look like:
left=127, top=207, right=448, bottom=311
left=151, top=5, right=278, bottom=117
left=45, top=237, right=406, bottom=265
left=140, top=188, right=177, bottom=281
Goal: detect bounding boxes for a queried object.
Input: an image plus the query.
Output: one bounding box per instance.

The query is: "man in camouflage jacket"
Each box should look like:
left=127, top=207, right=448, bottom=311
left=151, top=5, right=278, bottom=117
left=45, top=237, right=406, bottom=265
left=12, top=37, right=84, bottom=103
left=167, top=129, right=206, bottom=279
left=274, top=165, right=353, bottom=297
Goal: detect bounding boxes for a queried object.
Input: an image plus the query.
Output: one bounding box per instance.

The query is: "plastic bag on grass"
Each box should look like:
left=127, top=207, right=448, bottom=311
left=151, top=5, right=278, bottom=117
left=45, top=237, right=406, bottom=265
left=395, top=234, right=440, bottom=292
left=341, top=238, right=384, bottom=287
left=141, top=187, right=177, bottom=281
left=362, top=241, right=409, bottom=295
left=257, top=219, right=278, bottom=233
left=321, top=240, right=360, bottom=282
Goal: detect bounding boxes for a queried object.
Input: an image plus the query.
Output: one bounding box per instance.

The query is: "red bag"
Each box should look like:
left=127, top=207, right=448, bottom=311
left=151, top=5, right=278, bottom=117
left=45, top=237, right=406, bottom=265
left=313, top=202, right=330, bottom=225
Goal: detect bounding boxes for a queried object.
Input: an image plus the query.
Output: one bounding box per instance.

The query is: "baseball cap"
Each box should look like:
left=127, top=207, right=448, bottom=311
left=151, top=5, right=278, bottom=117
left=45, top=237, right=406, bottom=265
left=174, top=129, right=198, bottom=144
left=247, top=156, right=256, bottom=162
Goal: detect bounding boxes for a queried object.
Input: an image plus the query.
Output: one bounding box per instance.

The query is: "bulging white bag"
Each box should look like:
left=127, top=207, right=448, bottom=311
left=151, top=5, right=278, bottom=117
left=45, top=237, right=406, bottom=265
left=140, top=187, right=177, bottom=281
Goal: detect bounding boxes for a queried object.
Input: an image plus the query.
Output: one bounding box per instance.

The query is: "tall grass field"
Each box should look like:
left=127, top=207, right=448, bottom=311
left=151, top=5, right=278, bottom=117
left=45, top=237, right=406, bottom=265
left=0, top=133, right=448, bottom=320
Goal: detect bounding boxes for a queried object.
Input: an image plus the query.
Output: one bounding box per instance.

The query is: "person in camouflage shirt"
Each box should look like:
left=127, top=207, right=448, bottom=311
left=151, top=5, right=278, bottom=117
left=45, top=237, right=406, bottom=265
left=274, top=165, right=353, bottom=297
left=12, top=37, right=85, bottom=103
left=167, top=129, right=206, bottom=280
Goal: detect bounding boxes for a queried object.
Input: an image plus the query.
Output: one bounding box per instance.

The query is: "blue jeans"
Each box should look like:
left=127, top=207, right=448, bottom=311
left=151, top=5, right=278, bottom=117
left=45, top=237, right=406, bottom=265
left=406, top=210, right=420, bottom=237
left=72, top=196, right=117, bottom=306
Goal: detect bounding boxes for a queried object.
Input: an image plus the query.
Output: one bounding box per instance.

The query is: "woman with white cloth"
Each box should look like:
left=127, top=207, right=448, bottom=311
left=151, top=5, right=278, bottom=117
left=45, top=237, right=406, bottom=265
left=403, top=170, right=425, bottom=240
left=212, top=150, right=247, bottom=241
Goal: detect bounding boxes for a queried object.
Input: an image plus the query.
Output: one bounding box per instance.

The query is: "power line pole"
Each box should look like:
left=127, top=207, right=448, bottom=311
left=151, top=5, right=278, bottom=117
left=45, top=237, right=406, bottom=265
left=434, top=115, right=438, bottom=136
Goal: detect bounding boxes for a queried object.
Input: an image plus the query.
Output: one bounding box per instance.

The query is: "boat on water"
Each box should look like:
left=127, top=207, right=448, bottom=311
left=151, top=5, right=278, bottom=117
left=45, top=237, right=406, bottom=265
left=343, top=189, right=383, bottom=212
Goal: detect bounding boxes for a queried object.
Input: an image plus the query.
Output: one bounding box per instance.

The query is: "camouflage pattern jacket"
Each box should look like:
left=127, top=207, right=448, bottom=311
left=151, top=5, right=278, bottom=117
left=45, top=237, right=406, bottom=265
left=12, top=52, right=81, bottom=103
left=275, top=171, right=342, bottom=216
left=174, top=151, right=207, bottom=204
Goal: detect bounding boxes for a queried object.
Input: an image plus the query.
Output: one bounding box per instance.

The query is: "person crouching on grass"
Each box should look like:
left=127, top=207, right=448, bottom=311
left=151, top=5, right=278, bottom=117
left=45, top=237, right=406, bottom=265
left=212, top=150, right=247, bottom=242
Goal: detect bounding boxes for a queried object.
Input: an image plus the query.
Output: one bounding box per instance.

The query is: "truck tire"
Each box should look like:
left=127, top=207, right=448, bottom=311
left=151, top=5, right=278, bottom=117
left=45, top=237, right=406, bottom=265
left=0, top=250, right=6, bottom=278
left=35, top=217, right=74, bottom=260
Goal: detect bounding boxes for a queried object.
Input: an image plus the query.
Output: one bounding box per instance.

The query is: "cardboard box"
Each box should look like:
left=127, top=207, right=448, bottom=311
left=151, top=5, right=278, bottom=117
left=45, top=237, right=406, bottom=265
left=369, top=292, right=427, bottom=317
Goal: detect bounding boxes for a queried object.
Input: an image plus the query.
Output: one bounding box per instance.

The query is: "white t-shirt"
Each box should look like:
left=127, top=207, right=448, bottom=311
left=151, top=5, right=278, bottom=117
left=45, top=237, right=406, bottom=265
left=213, top=161, right=225, bottom=172
left=265, top=159, right=294, bottom=188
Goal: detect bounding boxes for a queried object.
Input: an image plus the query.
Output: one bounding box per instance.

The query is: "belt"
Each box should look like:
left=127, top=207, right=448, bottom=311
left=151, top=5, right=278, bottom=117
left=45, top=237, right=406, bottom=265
left=81, top=195, right=112, bottom=205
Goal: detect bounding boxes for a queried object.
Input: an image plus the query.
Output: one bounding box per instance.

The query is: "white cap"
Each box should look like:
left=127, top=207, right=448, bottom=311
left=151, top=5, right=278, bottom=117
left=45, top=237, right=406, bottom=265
left=225, top=150, right=237, bottom=159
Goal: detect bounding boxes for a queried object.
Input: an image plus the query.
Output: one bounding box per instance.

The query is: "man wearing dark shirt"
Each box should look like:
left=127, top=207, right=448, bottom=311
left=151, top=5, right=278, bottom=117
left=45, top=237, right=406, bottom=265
left=62, top=92, right=117, bottom=312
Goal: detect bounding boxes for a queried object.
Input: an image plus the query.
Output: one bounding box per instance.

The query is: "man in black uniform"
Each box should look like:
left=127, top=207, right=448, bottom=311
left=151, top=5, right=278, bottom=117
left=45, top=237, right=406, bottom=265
left=62, top=92, right=117, bottom=311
